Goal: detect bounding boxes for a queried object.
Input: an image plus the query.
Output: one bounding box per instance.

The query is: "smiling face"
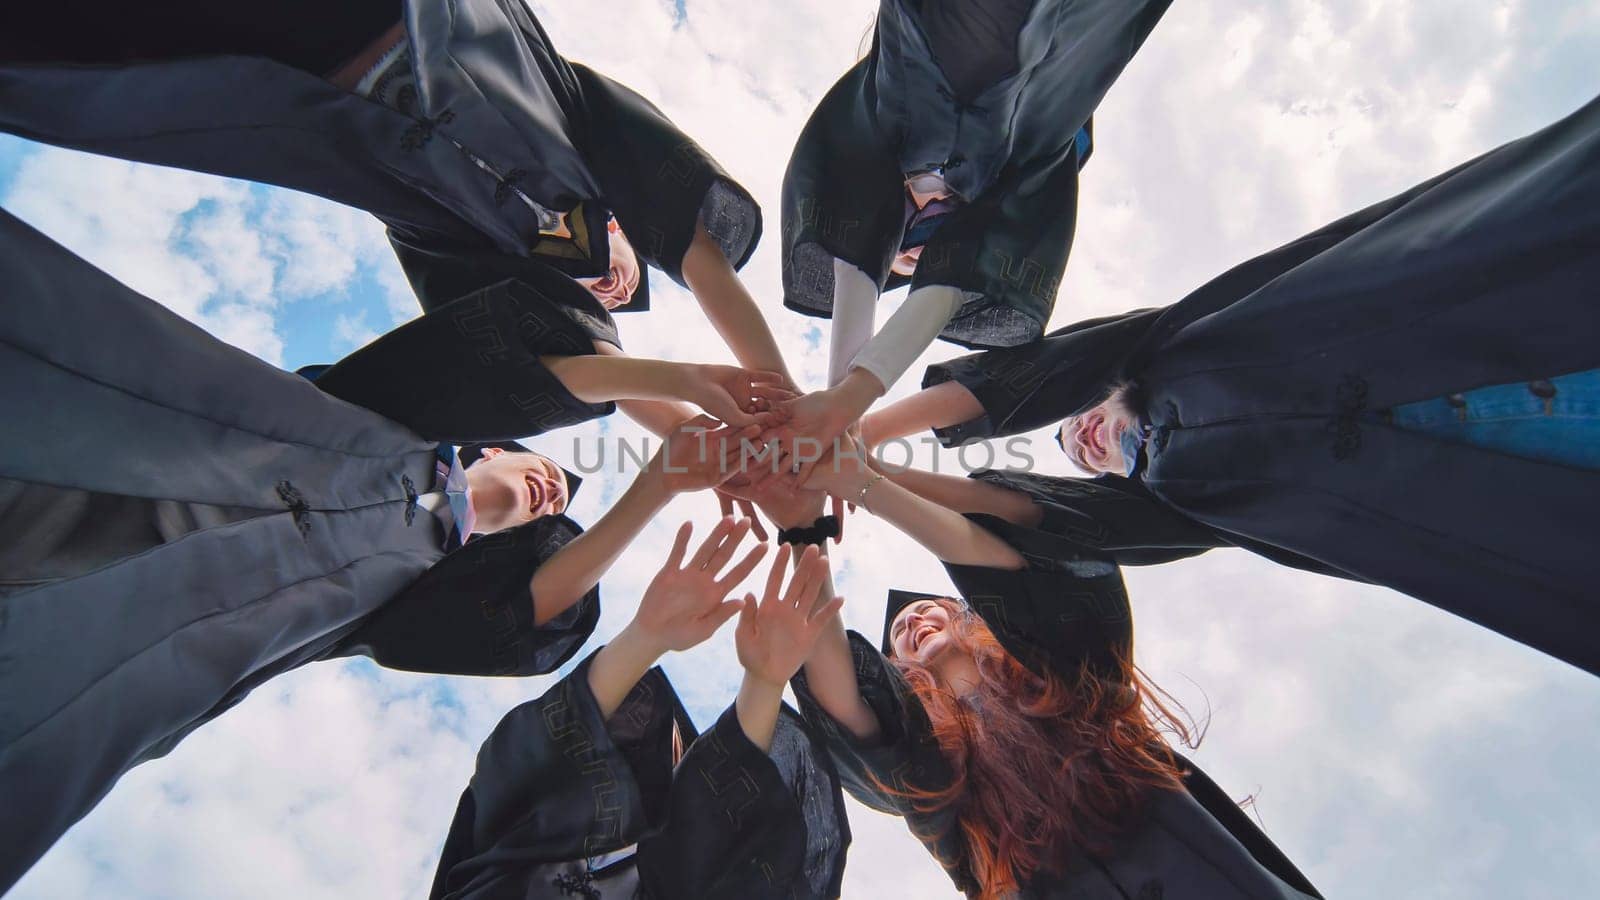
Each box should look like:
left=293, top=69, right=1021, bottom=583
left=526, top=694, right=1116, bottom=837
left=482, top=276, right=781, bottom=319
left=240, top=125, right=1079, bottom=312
left=575, top=221, right=642, bottom=310
left=463, top=447, right=569, bottom=534
left=1058, top=399, right=1134, bottom=475
left=889, top=598, right=959, bottom=666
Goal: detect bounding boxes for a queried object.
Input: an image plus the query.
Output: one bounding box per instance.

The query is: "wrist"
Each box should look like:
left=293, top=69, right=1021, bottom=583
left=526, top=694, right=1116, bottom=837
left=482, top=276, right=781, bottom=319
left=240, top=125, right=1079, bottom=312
left=738, top=670, right=788, bottom=701
left=836, top=367, right=886, bottom=415
left=615, top=619, right=671, bottom=663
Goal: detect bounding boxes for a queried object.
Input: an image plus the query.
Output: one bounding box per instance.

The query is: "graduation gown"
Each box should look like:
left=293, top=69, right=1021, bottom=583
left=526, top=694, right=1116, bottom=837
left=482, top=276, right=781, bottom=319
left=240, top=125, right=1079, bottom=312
left=431, top=652, right=851, bottom=900
left=924, top=92, right=1600, bottom=675
left=790, top=517, right=1320, bottom=898
left=780, top=0, right=1171, bottom=348
left=0, top=0, right=761, bottom=316
left=0, top=209, right=607, bottom=892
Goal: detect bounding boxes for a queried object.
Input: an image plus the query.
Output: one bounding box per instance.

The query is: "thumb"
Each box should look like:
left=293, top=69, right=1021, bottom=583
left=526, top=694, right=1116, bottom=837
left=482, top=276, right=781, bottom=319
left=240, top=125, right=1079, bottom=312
left=712, top=596, right=747, bottom=632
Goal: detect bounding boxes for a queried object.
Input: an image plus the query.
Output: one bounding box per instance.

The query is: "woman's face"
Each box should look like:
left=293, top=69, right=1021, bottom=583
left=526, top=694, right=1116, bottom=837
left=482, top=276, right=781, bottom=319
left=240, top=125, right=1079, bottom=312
left=576, top=223, right=641, bottom=310
left=1058, top=400, right=1130, bottom=475
left=464, top=447, right=569, bottom=534
left=889, top=598, right=958, bottom=665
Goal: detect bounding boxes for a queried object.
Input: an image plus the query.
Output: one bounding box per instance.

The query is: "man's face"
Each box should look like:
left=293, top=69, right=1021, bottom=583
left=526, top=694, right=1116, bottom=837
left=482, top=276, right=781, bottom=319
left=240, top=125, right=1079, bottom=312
left=464, top=448, right=569, bottom=534
left=1058, top=400, right=1130, bottom=475
left=576, top=223, right=641, bottom=310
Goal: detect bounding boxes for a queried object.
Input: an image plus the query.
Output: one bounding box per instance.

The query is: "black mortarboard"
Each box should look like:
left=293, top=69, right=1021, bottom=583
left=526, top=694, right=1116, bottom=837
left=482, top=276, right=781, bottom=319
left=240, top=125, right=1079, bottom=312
left=457, top=440, right=584, bottom=504
left=882, top=588, right=963, bottom=657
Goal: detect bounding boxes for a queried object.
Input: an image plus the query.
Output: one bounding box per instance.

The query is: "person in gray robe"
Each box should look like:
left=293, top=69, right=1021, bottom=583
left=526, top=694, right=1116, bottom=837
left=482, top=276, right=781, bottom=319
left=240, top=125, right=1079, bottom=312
left=0, top=208, right=754, bottom=892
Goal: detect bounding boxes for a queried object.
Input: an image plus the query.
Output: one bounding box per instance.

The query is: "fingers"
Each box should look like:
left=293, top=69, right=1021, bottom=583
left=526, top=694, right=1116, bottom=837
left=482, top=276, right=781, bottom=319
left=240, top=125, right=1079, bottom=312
left=718, top=491, right=735, bottom=519
left=750, top=383, right=800, bottom=406
left=807, top=595, right=846, bottom=629
left=715, top=540, right=768, bottom=592
left=746, top=369, right=789, bottom=386
left=704, top=597, right=745, bottom=633
left=783, top=545, right=827, bottom=610
left=735, top=591, right=758, bottom=636
left=688, top=516, right=737, bottom=570
left=739, top=498, right=770, bottom=542
left=664, top=520, right=693, bottom=570
left=762, top=543, right=792, bottom=603
left=704, top=518, right=754, bottom=572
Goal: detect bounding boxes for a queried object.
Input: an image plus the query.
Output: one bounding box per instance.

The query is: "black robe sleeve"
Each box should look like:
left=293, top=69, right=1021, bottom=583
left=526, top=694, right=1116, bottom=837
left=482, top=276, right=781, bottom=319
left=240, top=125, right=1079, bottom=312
left=789, top=632, right=980, bottom=896
left=971, top=469, right=1231, bottom=566
left=428, top=653, right=686, bottom=899
left=942, top=513, right=1136, bottom=678
left=895, top=148, right=1084, bottom=348
left=312, top=279, right=619, bottom=442
left=570, top=63, right=762, bottom=287
left=780, top=60, right=909, bottom=320
left=922, top=306, right=1166, bottom=445
left=638, top=705, right=852, bottom=900
left=332, top=515, right=598, bottom=677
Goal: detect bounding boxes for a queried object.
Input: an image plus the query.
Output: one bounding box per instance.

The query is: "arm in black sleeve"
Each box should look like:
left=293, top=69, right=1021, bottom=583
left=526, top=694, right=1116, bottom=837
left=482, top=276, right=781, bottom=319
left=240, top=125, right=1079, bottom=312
left=923, top=307, right=1166, bottom=445
left=570, top=63, right=761, bottom=284
left=639, top=704, right=851, bottom=900
left=428, top=655, right=685, bottom=898
left=312, top=279, right=618, bottom=441
left=790, top=631, right=978, bottom=894
left=335, top=515, right=598, bottom=677
left=971, top=469, right=1231, bottom=566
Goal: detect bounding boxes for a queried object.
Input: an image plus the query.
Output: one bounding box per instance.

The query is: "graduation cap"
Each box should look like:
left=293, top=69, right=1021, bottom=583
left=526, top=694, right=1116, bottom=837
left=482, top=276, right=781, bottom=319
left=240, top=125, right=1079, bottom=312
left=457, top=440, right=584, bottom=504
left=882, top=588, right=964, bottom=657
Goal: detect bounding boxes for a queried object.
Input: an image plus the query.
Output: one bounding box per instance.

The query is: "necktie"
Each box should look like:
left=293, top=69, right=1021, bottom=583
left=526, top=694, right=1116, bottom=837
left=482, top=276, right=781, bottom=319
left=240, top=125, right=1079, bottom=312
left=435, top=444, right=478, bottom=549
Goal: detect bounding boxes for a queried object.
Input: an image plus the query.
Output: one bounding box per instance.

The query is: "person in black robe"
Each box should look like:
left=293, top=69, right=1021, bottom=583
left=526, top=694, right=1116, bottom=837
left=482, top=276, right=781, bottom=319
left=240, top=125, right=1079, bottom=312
left=766, top=0, right=1172, bottom=471
left=0, top=208, right=762, bottom=892
left=738, top=444, right=1320, bottom=898
left=0, top=0, right=800, bottom=396
left=430, top=524, right=851, bottom=899
left=858, top=92, right=1600, bottom=676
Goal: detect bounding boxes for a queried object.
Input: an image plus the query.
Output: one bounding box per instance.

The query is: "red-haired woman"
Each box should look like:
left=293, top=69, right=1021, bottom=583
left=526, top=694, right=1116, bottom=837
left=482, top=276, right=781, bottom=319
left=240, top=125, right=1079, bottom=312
left=775, top=446, right=1321, bottom=899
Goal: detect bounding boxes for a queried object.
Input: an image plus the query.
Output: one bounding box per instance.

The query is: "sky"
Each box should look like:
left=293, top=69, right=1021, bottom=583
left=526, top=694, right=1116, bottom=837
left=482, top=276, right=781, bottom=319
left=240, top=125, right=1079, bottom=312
left=6, top=1, right=1600, bottom=897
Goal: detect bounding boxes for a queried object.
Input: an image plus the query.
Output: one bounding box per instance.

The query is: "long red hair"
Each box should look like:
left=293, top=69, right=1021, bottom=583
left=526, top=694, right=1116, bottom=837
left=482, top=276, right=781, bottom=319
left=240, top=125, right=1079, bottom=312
left=887, top=599, right=1194, bottom=900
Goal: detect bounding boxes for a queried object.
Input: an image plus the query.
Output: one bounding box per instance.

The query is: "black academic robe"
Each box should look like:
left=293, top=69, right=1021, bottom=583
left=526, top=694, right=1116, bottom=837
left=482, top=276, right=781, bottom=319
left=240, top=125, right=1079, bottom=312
left=923, top=92, right=1600, bottom=675
left=790, top=517, right=1320, bottom=898
left=0, top=0, right=760, bottom=316
left=0, top=209, right=606, bottom=892
left=780, top=0, right=1171, bottom=348
left=432, top=652, right=851, bottom=900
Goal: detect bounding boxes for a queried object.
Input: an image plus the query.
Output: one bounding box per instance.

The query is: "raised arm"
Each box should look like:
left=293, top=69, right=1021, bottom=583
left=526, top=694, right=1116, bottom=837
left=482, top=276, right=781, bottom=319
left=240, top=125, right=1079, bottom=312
left=587, top=517, right=764, bottom=718
left=549, top=340, right=793, bottom=431
left=803, top=441, right=1025, bottom=570
left=859, top=379, right=986, bottom=448
left=682, top=222, right=798, bottom=389
left=529, top=417, right=755, bottom=625
left=873, top=459, right=1043, bottom=527
left=733, top=544, right=843, bottom=751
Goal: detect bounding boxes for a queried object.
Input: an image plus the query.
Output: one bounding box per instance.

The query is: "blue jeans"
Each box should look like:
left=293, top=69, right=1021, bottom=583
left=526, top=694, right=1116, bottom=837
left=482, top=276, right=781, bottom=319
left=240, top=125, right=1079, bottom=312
left=1385, top=368, right=1600, bottom=470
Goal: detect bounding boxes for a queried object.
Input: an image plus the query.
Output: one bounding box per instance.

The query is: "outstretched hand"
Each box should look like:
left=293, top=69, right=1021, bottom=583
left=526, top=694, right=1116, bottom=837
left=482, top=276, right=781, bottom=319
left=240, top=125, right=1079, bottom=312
left=627, top=518, right=767, bottom=655
left=735, top=544, right=844, bottom=688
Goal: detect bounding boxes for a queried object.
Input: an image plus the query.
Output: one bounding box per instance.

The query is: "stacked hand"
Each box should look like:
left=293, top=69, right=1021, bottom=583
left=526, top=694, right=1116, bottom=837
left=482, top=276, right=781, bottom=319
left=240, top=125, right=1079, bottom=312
left=676, top=364, right=797, bottom=428
left=653, top=414, right=766, bottom=494
left=763, top=368, right=884, bottom=480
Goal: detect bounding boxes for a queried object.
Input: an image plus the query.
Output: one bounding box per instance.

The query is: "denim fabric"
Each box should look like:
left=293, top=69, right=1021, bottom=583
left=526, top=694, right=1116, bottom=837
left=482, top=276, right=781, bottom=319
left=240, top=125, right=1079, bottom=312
left=1386, top=368, right=1600, bottom=470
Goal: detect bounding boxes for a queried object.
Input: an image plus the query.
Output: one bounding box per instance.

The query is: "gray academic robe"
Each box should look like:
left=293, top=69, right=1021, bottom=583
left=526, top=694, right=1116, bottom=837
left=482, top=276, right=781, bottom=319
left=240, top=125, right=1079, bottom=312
left=0, top=0, right=760, bottom=314
left=0, top=209, right=599, bottom=892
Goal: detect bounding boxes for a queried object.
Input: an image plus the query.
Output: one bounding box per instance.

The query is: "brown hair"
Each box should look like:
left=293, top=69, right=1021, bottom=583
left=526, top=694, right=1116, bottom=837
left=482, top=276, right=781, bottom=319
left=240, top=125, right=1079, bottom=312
left=888, top=599, right=1194, bottom=900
